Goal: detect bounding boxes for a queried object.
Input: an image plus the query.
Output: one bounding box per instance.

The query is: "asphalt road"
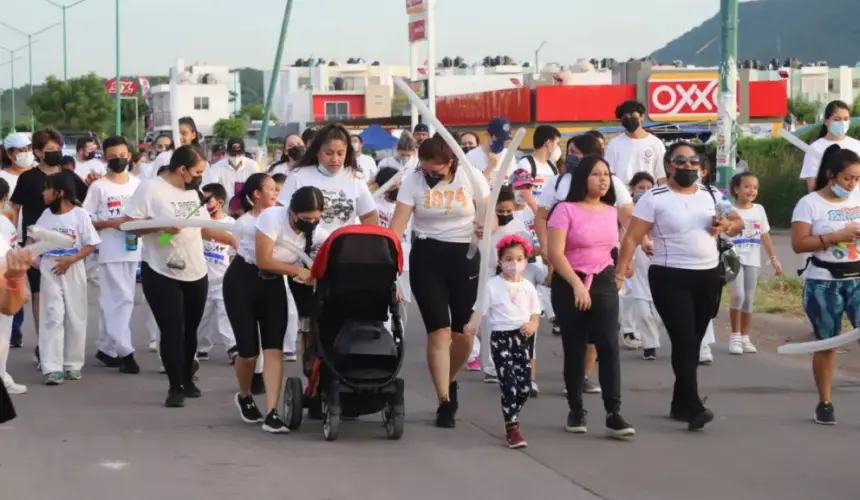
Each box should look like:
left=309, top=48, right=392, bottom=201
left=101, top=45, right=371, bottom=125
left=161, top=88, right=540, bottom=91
left=1, top=281, right=859, bottom=500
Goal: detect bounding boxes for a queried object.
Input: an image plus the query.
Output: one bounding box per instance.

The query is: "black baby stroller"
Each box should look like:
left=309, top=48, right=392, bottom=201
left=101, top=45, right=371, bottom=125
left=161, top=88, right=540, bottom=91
left=282, top=225, right=406, bottom=441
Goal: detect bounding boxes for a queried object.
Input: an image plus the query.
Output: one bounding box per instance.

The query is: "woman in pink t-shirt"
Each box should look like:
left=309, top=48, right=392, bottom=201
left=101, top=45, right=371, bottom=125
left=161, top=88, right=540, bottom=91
left=547, top=155, right=634, bottom=438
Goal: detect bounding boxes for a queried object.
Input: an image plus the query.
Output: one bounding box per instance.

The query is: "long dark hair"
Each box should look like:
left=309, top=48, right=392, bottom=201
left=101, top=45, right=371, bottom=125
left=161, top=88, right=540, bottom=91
left=563, top=155, right=616, bottom=206
left=155, top=132, right=175, bottom=151
left=297, top=124, right=357, bottom=171
left=45, top=170, right=81, bottom=207
left=168, top=145, right=206, bottom=172
left=179, top=116, right=200, bottom=146
left=290, top=186, right=326, bottom=255
left=267, top=134, right=300, bottom=173
left=819, top=100, right=851, bottom=139
left=815, top=144, right=860, bottom=191
left=239, top=172, right=270, bottom=213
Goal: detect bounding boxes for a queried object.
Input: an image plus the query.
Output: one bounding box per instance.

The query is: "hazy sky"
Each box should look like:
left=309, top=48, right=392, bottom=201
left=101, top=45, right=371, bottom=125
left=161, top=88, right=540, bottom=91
left=0, top=0, right=728, bottom=85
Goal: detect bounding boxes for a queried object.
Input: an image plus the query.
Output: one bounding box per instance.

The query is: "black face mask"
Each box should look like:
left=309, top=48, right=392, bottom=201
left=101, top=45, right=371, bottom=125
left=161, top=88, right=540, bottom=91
left=184, top=174, right=203, bottom=191
left=425, top=173, right=444, bottom=189
left=497, top=213, right=514, bottom=226
left=564, top=155, right=580, bottom=172
left=462, top=146, right=475, bottom=154
left=621, top=116, right=640, bottom=133
left=108, top=158, right=129, bottom=173
left=43, top=151, right=63, bottom=167
left=85, top=151, right=96, bottom=161
left=673, top=168, right=698, bottom=188
left=287, top=146, right=306, bottom=162
left=386, top=188, right=399, bottom=202
left=294, top=217, right=319, bottom=234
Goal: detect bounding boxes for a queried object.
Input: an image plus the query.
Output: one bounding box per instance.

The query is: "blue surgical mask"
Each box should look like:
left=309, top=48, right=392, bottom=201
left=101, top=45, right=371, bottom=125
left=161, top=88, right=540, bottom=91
left=832, top=182, right=852, bottom=199
left=829, top=120, right=850, bottom=138
left=632, top=191, right=644, bottom=203
left=317, top=165, right=335, bottom=177
left=564, top=155, right=580, bottom=172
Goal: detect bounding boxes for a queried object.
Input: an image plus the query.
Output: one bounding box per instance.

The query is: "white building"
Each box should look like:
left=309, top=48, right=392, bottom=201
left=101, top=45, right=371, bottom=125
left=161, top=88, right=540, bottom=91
left=149, top=60, right=240, bottom=137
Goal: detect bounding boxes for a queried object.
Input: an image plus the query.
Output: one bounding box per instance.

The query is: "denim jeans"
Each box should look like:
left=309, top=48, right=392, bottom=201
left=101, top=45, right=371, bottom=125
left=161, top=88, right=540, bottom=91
left=9, top=308, right=23, bottom=345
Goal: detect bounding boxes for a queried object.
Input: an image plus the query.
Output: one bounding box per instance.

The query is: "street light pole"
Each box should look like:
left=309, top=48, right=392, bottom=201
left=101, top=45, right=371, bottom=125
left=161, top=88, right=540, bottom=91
left=0, top=57, right=22, bottom=133
left=42, top=0, right=88, bottom=80
left=114, top=0, right=121, bottom=135
left=0, top=22, right=61, bottom=131
left=259, top=0, right=295, bottom=154
left=716, top=0, right=739, bottom=192
left=535, top=41, right=548, bottom=71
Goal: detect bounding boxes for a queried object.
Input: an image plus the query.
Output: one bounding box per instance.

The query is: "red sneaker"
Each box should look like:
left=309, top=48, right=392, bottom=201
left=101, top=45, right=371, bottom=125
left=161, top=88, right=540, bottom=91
left=505, top=426, right=528, bottom=449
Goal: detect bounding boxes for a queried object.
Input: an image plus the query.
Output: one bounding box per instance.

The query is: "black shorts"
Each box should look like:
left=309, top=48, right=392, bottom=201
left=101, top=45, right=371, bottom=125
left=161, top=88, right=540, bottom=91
left=27, top=267, right=40, bottom=294
left=409, top=238, right=480, bottom=334
left=222, top=256, right=288, bottom=358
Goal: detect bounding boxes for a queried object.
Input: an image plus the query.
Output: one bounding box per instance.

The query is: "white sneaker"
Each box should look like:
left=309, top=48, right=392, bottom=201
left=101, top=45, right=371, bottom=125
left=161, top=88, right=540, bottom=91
left=741, top=335, right=757, bottom=353
left=622, top=334, right=642, bottom=350
left=3, top=375, right=26, bottom=395
left=728, top=335, right=744, bottom=355
left=699, top=344, right=714, bottom=365
left=148, top=340, right=157, bottom=352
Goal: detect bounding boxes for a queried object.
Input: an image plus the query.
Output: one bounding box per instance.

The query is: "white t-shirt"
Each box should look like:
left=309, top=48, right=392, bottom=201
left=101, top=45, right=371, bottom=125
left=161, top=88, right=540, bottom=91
left=731, top=204, right=770, bottom=268
left=483, top=275, right=541, bottom=332
left=632, top=184, right=720, bottom=270
left=377, top=155, right=418, bottom=172
left=538, top=174, right=633, bottom=209
left=255, top=205, right=330, bottom=266
left=0, top=216, right=16, bottom=246
left=150, top=150, right=173, bottom=178
left=396, top=165, right=490, bottom=243
left=204, top=214, right=235, bottom=287
left=235, top=212, right=260, bottom=264
left=514, top=206, right=537, bottom=246
left=627, top=246, right=653, bottom=301
left=799, top=137, right=860, bottom=180
left=376, top=197, right=411, bottom=272
left=82, top=176, right=142, bottom=264
left=267, top=162, right=290, bottom=176
left=203, top=158, right=261, bottom=210
left=466, top=147, right=513, bottom=176
left=791, top=191, right=860, bottom=281
left=34, top=207, right=100, bottom=263
left=123, top=176, right=210, bottom=281
left=356, top=154, right=379, bottom=181
left=0, top=169, right=23, bottom=241
left=605, top=133, right=667, bottom=184
left=74, top=158, right=107, bottom=179
left=514, top=156, right=557, bottom=198
left=275, top=166, right=376, bottom=233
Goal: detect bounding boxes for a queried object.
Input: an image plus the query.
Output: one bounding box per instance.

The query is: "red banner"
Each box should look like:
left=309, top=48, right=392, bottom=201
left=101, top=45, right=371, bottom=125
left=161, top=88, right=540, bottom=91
left=408, top=18, right=426, bottom=43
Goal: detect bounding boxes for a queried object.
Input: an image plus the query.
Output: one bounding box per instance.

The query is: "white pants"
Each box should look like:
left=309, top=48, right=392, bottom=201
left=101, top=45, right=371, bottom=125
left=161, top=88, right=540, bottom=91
left=283, top=277, right=299, bottom=353
left=619, top=294, right=635, bottom=336
left=0, top=313, right=14, bottom=382
left=145, top=298, right=158, bottom=343
left=628, top=298, right=664, bottom=349
left=702, top=320, right=716, bottom=346
left=86, top=254, right=100, bottom=288
left=197, top=286, right=236, bottom=354
left=98, top=262, right=137, bottom=358
left=38, top=260, right=88, bottom=374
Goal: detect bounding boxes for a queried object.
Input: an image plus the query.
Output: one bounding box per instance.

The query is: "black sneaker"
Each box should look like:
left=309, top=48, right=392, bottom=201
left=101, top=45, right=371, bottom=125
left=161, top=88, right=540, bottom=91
left=565, top=409, right=587, bottom=433
left=251, top=373, right=265, bottom=395
left=227, top=346, right=239, bottom=365
left=9, top=338, right=21, bottom=348
left=165, top=388, right=185, bottom=408
left=814, top=401, right=836, bottom=425
left=551, top=318, right=561, bottom=336
left=687, top=408, right=715, bottom=431
left=183, top=381, right=202, bottom=398
left=118, top=354, right=140, bottom=374
left=196, top=351, right=210, bottom=362
left=435, top=401, right=456, bottom=428
left=643, top=348, right=656, bottom=360
left=96, top=350, right=121, bottom=368
left=448, top=380, right=459, bottom=414
left=235, top=393, right=264, bottom=423
left=606, top=413, right=635, bottom=438
left=262, top=409, right=290, bottom=434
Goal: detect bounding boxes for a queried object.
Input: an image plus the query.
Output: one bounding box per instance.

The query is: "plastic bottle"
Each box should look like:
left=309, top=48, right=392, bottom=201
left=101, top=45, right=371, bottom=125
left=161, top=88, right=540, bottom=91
left=125, top=232, right=139, bottom=251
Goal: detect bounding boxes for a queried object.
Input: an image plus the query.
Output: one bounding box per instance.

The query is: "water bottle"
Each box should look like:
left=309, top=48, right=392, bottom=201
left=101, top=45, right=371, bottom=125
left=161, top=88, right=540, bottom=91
left=125, top=232, right=139, bottom=251
left=716, top=191, right=733, bottom=217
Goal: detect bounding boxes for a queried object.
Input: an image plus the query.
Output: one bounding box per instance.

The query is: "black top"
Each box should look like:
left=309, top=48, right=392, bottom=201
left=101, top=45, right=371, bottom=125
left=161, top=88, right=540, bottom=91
left=10, top=165, right=88, bottom=242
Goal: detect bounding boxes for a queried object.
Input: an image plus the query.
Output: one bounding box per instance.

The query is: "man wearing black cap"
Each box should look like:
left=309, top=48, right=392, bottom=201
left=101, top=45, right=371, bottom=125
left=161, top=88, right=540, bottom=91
left=465, top=117, right=514, bottom=181
left=203, top=138, right=259, bottom=217
left=210, top=144, right=227, bottom=164
left=413, top=123, right=430, bottom=146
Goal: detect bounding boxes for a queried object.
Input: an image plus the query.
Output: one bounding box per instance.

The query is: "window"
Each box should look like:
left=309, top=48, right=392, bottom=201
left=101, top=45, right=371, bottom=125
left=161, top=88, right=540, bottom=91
left=368, top=76, right=381, bottom=86
left=828, top=78, right=838, bottom=93
left=193, top=97, right=210, bottom=110
left=853, top=78, right=860, bottom=90
left=325, top=101, right=349, bottom=120
left=298, top=76, right=311, bottom=89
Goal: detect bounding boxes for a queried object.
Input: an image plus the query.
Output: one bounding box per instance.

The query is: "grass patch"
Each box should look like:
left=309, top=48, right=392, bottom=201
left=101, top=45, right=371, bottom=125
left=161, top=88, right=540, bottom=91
left=721, top=276, right=804, bottom=316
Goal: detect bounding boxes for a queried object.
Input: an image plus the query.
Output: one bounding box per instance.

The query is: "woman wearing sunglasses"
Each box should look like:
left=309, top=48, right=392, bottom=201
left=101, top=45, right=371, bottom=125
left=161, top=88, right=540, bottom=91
left=616, top=141, right=742, bottom=431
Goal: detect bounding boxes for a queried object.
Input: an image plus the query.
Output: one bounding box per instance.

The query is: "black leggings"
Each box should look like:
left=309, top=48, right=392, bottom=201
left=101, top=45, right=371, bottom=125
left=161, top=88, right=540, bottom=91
left=409, top=238, right=479, bottom=333
left=648, top=265, right=722, bottom=416
left=141, top=263, right=208, bottom=391
left=551, top=268, right=621, bottom=414
left=222, top=256, right=288, bottom=358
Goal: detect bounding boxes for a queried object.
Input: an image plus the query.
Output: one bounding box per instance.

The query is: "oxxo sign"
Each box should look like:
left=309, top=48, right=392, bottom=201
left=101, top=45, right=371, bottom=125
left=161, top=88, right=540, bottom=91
left=648, top=77, right=735, bottom=120
left=105, top=78, right=138, bottom=97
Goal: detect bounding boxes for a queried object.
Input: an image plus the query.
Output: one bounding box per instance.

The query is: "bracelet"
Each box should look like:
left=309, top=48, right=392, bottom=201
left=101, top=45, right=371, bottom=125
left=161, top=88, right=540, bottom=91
left=5, top=282, right=22, bottom=292
left=4, top=273, right=25, bottom=282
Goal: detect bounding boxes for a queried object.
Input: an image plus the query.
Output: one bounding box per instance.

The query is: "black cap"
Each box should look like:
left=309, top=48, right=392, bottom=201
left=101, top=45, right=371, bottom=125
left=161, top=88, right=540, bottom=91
left=227, top=138, right=245, bottom=155
left=413, top=123, right=429, bottom=134
left=211, top=144, right=226, bottom=154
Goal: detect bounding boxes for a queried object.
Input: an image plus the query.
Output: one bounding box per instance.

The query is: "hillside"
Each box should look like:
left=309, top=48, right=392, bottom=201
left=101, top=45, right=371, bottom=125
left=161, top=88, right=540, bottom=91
left=650, top=0, right=860, bottom=66
left=0, top=68, right=265, bottom=128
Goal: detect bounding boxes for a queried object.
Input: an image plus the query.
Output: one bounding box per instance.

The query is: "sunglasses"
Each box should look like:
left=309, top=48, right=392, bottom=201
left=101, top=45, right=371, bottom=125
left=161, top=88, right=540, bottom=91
left=671, top=155, right=702, bottom=167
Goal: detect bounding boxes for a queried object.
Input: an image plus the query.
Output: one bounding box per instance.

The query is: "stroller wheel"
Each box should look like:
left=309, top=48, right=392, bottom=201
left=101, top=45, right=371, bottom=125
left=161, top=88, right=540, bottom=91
left=283, top=377, right=304, bottom=430
left=384, top=379, right=405, bottom=440
left=322, top=401, right=340, bottom=441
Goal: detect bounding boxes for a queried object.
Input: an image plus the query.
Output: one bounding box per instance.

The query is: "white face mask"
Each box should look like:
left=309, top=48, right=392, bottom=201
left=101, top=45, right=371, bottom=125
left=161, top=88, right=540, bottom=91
left=228, top=155, right=243, bottom=167
left=14, top=151, right=34, bottom=168
left=549, top=144, right=562, bottom=163
left=351, top=142, right=360, bottom=152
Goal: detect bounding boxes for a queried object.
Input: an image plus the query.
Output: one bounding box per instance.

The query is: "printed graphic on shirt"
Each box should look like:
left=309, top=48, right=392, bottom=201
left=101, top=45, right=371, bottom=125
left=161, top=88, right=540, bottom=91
left=733, top=220, right=763, bottom=248
left=106, top=195, right=130, bottom=218
left=827, top=207, right=860, bottom=260
left=171, top=200, right=202, bottom=218
left=507, top=284, right=530, bottom=311
left=321, top=189, right=355, bottom=226
left=204, top=240, right=230, bottom=264
left=44, top=227, right=79, bottom=256
left=422, top=187, right=469, bottom=213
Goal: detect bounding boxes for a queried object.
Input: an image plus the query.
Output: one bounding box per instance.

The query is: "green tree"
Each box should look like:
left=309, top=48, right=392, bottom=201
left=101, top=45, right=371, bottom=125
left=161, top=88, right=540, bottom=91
left=27, top=73, right=114, bottom=134
left=788, top=96, right=820, bottom=125
left=212, top=117, right=248, bottom=141
left=240, top=103, right=276, bottom=121
left=119, top=96, right=150, bottom=145
left=851, top=95, right=860, bottom=117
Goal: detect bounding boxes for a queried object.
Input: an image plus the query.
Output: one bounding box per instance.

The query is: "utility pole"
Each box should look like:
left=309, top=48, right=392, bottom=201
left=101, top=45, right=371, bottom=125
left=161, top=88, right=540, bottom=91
left=0, top=22, right=61, bottom=131
left=535, top=41, right=547, bottom=71
left=259, top=0, right=295, bottom=156
left=716, top=0, right=739, bottom=192
left=0, top=48, right=26, bottom=131
left=43, top=0, right=88, bottom=81
left=114, top=0, right=122, bottom=135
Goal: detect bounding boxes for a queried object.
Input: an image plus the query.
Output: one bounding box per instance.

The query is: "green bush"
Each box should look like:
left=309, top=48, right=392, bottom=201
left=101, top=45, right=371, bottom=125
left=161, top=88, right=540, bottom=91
left=737, top=124, right=860, bottom=227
